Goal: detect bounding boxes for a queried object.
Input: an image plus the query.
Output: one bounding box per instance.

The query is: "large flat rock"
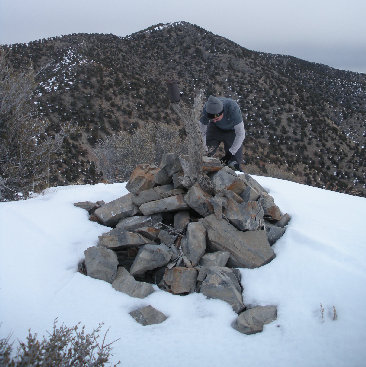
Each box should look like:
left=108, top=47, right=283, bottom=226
left=94, top=193, right=138, bottom=227
left=201, top=214, right=275, bottom=268
left=98, top=227, right=152, bottom=249
left=139, top=195, right=189, bottom=215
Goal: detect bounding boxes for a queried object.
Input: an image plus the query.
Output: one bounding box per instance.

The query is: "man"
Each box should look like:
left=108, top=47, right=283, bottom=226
left=199, top=95, right=245, bottom=171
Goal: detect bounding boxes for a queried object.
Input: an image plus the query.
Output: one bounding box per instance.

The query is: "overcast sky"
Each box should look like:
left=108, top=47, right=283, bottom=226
left=1, top=0, right=365, bottom=73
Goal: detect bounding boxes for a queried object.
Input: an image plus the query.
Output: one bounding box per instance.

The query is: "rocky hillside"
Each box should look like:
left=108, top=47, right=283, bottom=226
left=2, top=21, right=366, bottom=196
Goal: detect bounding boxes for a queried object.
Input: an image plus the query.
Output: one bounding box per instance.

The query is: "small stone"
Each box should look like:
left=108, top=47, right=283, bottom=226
left=265, top=221, right=286, bottom=245
left=129, top=305, right=168, bottom=326
left=277, top=213, right=291, bottom=228
left=259, top=194, right=282, bottom=222
left=112, top=267, right=154, bottom=298
left=163, top=267, right=198, bottom=294
left=232, top=305, right=277, bottom=334
left=74, top=201, right=102, bottom=214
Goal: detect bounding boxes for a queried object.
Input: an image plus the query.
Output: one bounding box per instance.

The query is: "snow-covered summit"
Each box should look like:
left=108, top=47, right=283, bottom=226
left=1, top=176, right=365, bottom=366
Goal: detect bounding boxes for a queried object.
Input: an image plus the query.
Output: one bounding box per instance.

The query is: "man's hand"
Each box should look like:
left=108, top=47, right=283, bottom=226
left=221, top=151, right=233, bottom=165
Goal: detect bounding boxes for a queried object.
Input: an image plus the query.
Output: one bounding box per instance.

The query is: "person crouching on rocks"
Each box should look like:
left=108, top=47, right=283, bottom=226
left=199, top=95, right=245, bottom=171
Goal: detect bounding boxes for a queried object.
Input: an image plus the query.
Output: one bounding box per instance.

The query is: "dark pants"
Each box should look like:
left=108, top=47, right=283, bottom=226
left=206, top=123, right=243, bottom=165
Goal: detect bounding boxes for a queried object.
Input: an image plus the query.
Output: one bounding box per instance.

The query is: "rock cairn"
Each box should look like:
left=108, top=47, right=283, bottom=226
left=76, top=153, right=291, bottom=334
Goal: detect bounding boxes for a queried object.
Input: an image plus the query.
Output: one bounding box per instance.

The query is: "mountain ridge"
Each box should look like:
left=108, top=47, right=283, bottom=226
left=2, top=21, right=365, bottom=196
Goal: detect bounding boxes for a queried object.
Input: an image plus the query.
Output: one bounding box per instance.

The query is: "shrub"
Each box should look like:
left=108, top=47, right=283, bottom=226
left=0, top=321, right=119, bottom=366
left=94, top=121, right=187, bottom=182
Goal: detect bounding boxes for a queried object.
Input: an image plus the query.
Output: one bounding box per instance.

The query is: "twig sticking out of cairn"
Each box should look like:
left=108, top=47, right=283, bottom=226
left=169, top=83, right=206, bottom=190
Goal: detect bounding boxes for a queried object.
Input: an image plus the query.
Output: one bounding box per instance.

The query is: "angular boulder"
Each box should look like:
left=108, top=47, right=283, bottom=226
left=94, top=193, right=138, bottom=227
left=277, top=213, right=291, bottom=228
left=198, top=266, right=245, bottom=313
left=84, top=246, right=118, bottom=284
left=238, top=173, right=268, bottom=195
left=181, top=222, right=206, bottom=266
left=98, top=228, right=151, bottom=249
left=126, top=164, right=159, bottom=194
left=112, top=267, right=154, bottom=298
left=139, top=195, right=189, bottom=215
left=240, top=185, right=260, bottom=203
left=163, top=267, right=198, bottom=294
left=202, top=214, right=275, bottom=268
left=132, top=188, right=161, bottom=206
left=202, top=156, right=223, bottom=173
left=184, top=183, right=213, bottom=217
left=199, top=251, right=230, bottom=267
left=129, top=305, right=168, bottom=326
left=116, top=214, right=162, bottom=231
left=224, top=199, right=264, bottom=231
left=259, top=194, right=282, bottom=222
left=232, top=305, right=277, bottom=334
left=211, top=167, right=246, bottom=194
left=265, top=221, right=286, bottom=245
left=130, top=244, right=172, bottom=276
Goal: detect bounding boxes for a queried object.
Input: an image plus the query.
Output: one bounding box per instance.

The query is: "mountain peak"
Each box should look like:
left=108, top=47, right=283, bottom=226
left=2, top=24, right=365, bottom=197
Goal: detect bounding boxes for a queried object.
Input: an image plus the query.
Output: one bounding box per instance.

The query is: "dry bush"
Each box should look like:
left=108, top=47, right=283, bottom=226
left=0, top=321, right=119, bottom=366
left=93, top=122, right=187, bottom=182
left=0, top=53, right=66, bottom=201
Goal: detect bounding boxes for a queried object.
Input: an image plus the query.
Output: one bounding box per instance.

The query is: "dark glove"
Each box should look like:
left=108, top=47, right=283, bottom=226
left=221, top=151, right=233, bottom=165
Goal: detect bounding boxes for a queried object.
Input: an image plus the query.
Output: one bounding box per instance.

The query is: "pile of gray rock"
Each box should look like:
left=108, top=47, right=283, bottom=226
left=76, top=153, right=290, bottom=334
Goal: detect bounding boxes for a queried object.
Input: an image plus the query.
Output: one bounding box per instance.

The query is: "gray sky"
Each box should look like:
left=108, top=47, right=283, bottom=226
left=1, top=0, right=365, bottom=73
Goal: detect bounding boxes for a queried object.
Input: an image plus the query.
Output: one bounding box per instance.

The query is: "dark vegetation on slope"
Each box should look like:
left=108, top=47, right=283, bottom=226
left=1, top=21, right=365, bottom=199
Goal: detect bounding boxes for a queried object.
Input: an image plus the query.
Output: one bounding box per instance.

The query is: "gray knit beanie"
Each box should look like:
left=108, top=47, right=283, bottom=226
left=205, top=95, right=223, bottom=114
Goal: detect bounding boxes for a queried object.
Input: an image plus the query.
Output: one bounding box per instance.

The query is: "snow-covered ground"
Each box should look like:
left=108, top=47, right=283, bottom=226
left=1, top=176, right=366, bottom=367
